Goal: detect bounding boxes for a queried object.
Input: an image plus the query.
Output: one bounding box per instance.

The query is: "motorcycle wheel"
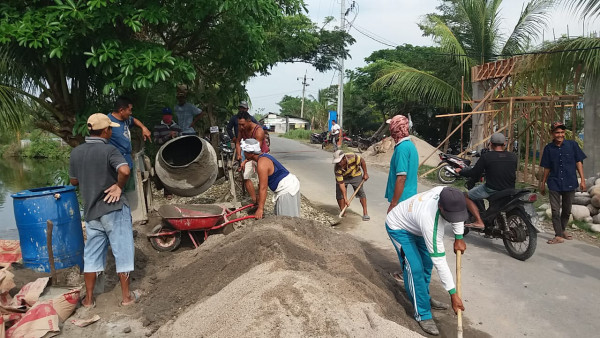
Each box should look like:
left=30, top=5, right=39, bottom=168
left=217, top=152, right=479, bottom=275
left=502, top=209, right=537, bottom=261
left=437, top=165, right=457, bottom=184
left=358, top=142, right=369, bottom=152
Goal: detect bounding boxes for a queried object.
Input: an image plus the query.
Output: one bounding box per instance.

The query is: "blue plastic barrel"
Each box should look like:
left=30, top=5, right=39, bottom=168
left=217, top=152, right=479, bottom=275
left=11, top=186, right=84, bottom=272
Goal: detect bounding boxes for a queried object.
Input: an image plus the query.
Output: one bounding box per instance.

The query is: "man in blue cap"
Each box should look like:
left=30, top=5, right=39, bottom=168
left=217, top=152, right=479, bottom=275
left=153, top=107, right=181, bottom=199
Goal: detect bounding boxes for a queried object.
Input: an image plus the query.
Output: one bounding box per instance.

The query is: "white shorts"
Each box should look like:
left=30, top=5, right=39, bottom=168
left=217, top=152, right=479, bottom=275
left=243, top=160, right=257, bottom=180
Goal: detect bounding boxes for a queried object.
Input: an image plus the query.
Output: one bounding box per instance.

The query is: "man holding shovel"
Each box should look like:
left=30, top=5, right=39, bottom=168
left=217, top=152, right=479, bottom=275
left=332, top=150, right=370, bottom=221
left=386, top=186, right=466, bottom=335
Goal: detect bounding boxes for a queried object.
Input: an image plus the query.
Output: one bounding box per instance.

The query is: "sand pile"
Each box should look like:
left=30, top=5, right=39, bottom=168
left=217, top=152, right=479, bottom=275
left=362, top=137, right=441, bottom=168
left=141, top=217, right=422, bottom=337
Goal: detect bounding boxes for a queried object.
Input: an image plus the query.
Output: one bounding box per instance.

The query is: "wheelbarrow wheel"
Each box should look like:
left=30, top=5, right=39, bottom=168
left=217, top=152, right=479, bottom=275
left=149, top=224, right=181, bottom=252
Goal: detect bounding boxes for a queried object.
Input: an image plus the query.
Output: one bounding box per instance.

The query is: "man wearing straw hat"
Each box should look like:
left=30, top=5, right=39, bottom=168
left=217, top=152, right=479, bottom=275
left=332, top=150, right=370, bottom=221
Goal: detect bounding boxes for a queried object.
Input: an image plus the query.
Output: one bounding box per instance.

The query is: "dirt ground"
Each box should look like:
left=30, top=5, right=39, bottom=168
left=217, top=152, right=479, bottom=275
left=6, top=177, right=489, bottom=338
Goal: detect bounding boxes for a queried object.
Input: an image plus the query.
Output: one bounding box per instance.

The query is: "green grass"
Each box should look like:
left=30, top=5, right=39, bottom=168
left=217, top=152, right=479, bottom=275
left=573, top=220, right=595, bottom=234
left=281, top=129, right=311, bottom=140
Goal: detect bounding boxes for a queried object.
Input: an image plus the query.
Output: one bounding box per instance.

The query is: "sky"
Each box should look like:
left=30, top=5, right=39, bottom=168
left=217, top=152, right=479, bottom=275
left=246, top=0, right=589, bottom=115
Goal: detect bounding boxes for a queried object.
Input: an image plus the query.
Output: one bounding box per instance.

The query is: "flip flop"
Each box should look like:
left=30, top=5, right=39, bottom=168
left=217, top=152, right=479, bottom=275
left=390, top=271, right=403, bottom=282
left=120, top=290, right=141, bottom=307
left=362, top=215, right=370, bottom=221
left=547, top=237, right=564, bottom=244
left=465, top=223, right=485, bottom=230
left=80, top=295, right=96, bottom=309
left=563, top=232, right=573, bottom=240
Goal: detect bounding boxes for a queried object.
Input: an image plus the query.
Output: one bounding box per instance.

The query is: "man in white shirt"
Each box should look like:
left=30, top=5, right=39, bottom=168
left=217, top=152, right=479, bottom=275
left=386, top=186, right=466, bottom=336
left=329, top=119, right=341, bottom=151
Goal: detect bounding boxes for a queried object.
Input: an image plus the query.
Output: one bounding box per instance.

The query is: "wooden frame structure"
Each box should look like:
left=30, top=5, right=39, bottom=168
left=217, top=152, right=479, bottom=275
left=421, top=57, right=583, bottom=186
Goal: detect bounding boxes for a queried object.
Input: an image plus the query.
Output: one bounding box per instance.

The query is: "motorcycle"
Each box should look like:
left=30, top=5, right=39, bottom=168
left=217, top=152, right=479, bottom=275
left=310, top=131, right=327, bottom=144
left=436, top=150, right=483, bottom=184
left=357, top=134, right=384, bottom=152
left=322, top=132, right=352, bottom=149
left=465, top=189, right=541, bottom=261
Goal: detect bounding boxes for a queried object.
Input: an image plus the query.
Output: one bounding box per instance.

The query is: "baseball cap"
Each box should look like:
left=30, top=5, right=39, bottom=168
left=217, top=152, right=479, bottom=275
left=87, top=113, right=119, bottom=131
left=490, top=132, right=506, bottom=144
left=551, top=121, right=566, bottom=131
left=239, top=101, right=249, bottom=109
left=438, top=187, right=468, bottom=223
left=162, top=107, right=173, bottom=115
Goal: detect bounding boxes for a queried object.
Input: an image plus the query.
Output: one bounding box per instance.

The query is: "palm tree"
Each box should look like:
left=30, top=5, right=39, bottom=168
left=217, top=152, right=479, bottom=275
left=373, top=0, right=554, bottom=109
left=564, top=0, right=600, bottom=16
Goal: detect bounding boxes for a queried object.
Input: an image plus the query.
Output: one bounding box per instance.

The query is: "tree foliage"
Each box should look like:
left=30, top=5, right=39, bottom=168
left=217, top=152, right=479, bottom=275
left=0, top=0, right=354, bottom=146
left=375, top=0, right=554, bottom=110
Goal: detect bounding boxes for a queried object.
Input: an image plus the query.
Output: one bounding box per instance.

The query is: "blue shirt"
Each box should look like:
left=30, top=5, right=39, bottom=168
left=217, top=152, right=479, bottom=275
left=540, top=140, right=586, bottom=192
left=386, top=137, right=419, bottom=202
left=259, top=153, right=289, bottom=191
left=174, top=102, right=202, bottom=135
left=108, top=113, right=134, bottom=168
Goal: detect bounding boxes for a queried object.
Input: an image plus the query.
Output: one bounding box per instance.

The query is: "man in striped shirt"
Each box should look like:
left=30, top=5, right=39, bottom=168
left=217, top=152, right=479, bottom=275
left=332, top=150, right=370, bottom=221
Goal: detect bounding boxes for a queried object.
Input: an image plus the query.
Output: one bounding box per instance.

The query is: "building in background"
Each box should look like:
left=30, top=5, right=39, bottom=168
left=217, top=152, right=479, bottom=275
left=260, top=113, right=309, bottom=133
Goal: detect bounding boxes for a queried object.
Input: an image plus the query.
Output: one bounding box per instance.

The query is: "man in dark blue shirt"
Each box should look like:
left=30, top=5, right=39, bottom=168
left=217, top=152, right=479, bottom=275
left=226, top=101, right=258, bottom=141
left=540, top=122, right=587, bottom=244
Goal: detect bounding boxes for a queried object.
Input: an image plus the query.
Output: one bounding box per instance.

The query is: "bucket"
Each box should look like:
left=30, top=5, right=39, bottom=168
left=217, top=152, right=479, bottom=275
left=155, top=136, right=218, bottom=197
left=11, top=185, right=84, bottom=272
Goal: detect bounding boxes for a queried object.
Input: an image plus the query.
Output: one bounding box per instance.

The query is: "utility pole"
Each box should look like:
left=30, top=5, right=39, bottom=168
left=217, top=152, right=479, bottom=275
left=297, top=70, right=313, bottom=119
left=337, top=0, right=346, bottom=130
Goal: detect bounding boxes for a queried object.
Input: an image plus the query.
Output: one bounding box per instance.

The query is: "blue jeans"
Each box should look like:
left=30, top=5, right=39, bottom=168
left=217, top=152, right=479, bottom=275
left=84, top=205, right=134, bottom=273
left=386, top=225, right=433, bottom=321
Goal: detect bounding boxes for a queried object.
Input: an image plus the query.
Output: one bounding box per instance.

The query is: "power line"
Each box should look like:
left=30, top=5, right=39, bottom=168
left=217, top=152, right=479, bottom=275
left=252, top=89, right=303, bottom=100
left=346, top=21, right=600, bottom=58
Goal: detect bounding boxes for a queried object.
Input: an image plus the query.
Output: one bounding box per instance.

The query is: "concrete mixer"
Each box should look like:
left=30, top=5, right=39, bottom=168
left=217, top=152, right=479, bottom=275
left=155, top=136, right=218, bottom=197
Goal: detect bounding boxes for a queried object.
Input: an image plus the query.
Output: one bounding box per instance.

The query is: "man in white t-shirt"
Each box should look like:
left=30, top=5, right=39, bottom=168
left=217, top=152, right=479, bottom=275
left=386, top=186, right=467, bottom=336
left=329, top=119, right=341, bottom=150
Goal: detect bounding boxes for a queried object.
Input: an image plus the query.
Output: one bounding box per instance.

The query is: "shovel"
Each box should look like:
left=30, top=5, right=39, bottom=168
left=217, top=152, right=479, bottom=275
left=338, top=179, right=366, bottom=218
left=457, top=250, right=463, bottom=338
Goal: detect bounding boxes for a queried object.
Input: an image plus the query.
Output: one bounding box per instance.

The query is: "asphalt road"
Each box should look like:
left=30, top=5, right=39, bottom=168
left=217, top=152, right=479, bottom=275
left=270, top=135, right=600, bottom=338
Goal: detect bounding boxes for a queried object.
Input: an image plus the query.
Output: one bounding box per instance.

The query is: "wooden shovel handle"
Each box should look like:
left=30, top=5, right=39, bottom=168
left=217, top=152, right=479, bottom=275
left=457, top=250, right=463, bottom=338
left=339, top=179, right=366, bottom=218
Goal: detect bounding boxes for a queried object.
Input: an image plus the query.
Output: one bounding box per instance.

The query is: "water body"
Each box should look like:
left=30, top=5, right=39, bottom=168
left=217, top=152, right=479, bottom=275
left=0, top=157, right=69, bottom=239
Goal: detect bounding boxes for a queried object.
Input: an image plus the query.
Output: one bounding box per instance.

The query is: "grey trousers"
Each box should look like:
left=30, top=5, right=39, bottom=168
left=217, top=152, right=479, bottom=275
left=274, top=192, right=301, bottom=217
left=548, top=190, right=575, bottom=237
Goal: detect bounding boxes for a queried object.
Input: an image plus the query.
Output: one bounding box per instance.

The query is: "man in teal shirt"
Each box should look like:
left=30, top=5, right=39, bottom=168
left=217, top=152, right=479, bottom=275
left=385, top=115, right=419, bottom=213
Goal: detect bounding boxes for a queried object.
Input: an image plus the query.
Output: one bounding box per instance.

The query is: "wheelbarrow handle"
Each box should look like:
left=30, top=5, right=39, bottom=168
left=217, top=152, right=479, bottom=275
left=212, top=215, right=256, bottom=231
left=225, top=204, right=256, bottom=218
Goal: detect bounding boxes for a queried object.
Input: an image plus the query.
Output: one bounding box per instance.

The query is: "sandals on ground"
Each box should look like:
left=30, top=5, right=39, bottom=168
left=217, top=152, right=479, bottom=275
left=120, top=290, right=142, bottom=307
left=547, top=236, right=564, bottom=244
left=563, top=232, right=573, bottom=240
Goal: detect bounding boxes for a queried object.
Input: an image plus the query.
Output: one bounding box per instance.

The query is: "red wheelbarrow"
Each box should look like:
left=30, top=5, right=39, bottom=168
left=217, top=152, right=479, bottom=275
left=147, top=204, right=255, bottom=251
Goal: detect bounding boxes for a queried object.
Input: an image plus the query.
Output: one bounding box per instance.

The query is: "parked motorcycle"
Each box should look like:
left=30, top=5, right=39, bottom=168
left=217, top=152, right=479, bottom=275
left=322, top=132, right=352, bottom=149
left=310, top=131, right=327, bottom=144
left=436, top=151, right=482, bottom=184
left=465, top=189, right=540, bottom=261
left=357, top=134, right=384, bottom=152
